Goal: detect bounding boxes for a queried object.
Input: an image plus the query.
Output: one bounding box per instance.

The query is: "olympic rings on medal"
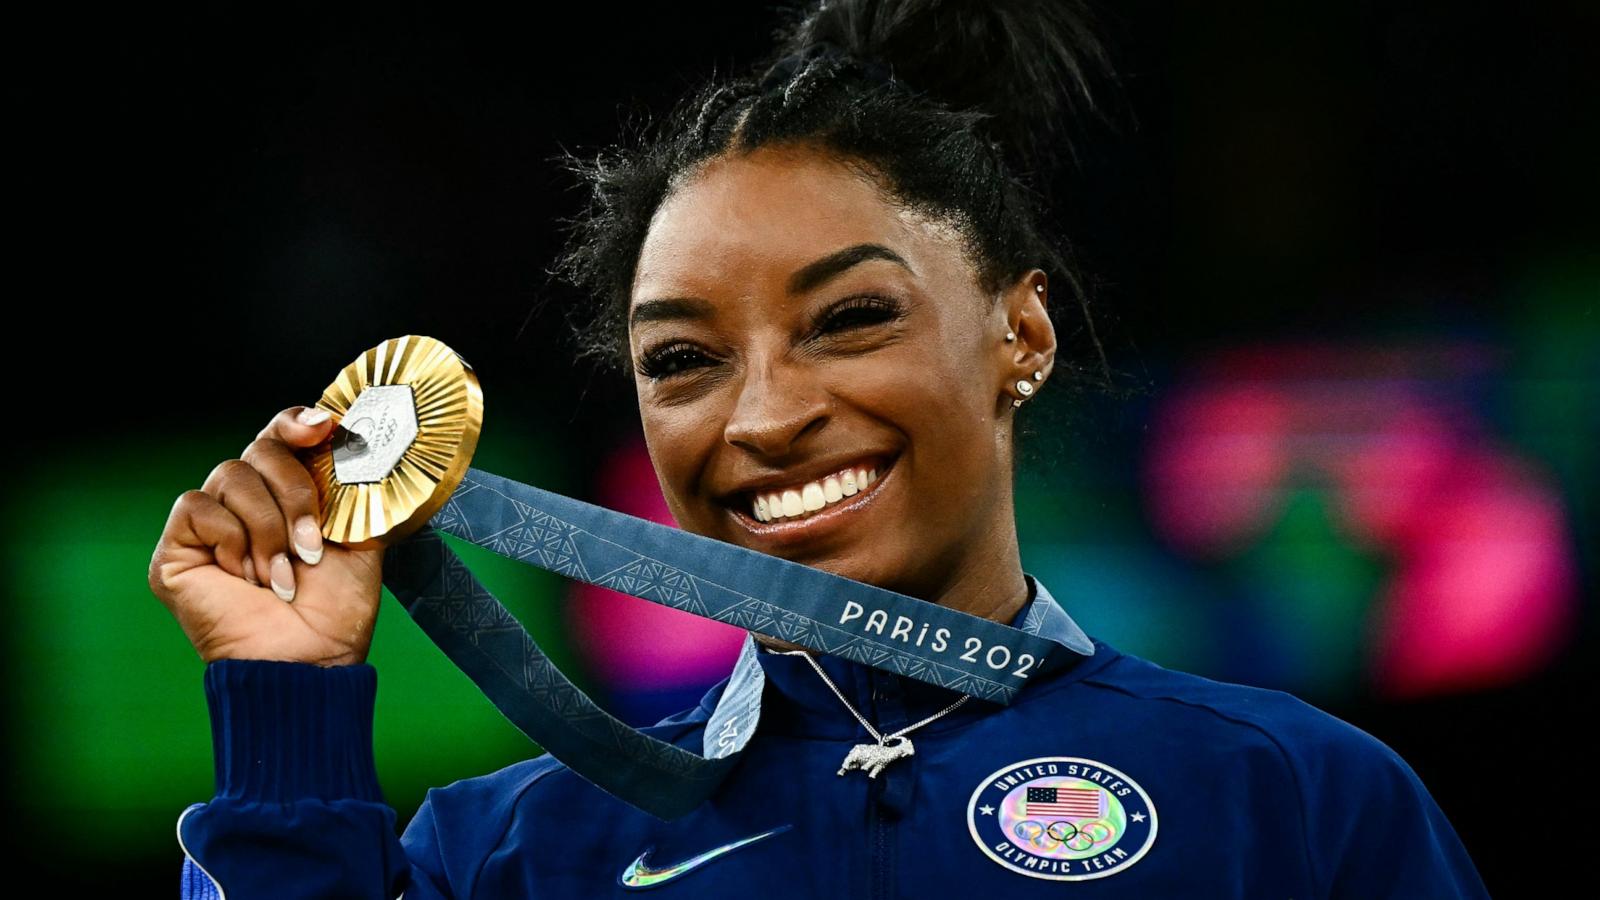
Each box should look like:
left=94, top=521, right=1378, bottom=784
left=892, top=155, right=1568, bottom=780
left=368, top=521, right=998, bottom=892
left=1013, top=818, right=1119, bottom=852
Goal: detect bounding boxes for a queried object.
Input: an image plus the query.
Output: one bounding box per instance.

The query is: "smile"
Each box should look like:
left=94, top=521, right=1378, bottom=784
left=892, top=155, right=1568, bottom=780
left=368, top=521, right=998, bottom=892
left=727, top=453, right=899, bottom=539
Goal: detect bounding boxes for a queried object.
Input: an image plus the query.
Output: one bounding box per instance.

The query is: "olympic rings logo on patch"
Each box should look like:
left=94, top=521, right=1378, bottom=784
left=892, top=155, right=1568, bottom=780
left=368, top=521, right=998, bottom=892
left=1013, top=817, right=1117, bottom=852
left=966, top=756, right=1157, bottom=881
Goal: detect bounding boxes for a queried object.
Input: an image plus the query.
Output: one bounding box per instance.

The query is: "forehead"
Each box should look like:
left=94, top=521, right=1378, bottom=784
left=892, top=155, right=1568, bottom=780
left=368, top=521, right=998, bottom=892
left=632, top=145, right=968, bottom=297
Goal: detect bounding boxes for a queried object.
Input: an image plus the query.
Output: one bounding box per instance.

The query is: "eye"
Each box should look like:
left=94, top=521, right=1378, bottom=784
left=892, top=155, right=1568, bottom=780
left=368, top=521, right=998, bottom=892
left=815, top=295, right=906, bottom=334
left=636, top=341, right=716, bottom=380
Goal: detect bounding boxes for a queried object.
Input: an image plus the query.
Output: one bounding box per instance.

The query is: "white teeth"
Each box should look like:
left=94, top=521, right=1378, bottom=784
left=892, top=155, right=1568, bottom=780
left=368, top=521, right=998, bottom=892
left=747, top=460, right=889, bottom=523
left=802, top=482, right=825, bottom=511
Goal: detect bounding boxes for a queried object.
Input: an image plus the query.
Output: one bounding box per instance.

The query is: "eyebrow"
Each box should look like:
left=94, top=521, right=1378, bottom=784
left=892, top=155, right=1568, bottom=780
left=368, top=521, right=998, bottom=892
left=629, top=242, right=914, bottom=328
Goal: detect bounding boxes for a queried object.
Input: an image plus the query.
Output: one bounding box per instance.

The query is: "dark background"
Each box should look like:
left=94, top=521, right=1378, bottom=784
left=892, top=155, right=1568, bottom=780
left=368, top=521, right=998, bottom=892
left=5, top=1, right=1595, bottom=894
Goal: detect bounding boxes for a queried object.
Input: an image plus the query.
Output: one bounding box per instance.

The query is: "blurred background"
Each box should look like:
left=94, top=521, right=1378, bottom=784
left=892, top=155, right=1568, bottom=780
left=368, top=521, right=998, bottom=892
left=4, top=0, right=1594, bottom=894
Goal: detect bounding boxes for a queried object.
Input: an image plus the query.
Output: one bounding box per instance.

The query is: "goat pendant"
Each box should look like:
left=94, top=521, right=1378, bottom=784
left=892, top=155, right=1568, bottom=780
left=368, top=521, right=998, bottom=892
left=837, top=735, right=914, bottom=778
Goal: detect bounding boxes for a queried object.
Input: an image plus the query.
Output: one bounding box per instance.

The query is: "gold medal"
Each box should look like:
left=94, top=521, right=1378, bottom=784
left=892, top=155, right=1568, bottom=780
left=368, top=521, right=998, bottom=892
left=299, top=335, right=483, bottom=550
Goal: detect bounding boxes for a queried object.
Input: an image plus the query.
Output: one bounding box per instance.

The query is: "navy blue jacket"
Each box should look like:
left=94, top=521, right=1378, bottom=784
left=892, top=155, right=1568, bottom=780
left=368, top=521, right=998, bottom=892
left=175, top=576, right=1490, bottom=898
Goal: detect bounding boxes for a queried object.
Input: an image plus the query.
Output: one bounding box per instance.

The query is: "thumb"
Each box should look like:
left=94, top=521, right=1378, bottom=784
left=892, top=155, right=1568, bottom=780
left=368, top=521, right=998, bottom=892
left=271, top=405, right=338, bottom=447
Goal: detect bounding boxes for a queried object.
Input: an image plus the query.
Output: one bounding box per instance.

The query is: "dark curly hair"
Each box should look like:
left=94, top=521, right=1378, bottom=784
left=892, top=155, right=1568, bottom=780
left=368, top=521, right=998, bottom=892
left=543, top=0, right=1141, bottom=470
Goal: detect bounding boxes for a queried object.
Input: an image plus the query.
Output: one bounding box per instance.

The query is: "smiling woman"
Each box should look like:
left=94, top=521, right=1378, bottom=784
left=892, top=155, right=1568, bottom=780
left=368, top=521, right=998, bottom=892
left=624, top=145, right=1055, bottom=609
left=156, top=1, right=1491, bottom=898
left=548, top=13, right=1127, bottom=628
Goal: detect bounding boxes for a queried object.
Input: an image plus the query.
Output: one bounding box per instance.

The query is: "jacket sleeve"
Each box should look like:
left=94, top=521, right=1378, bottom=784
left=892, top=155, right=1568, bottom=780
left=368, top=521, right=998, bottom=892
left=1298, top=720, right=1492, bottom=899
left=175, top=659, right=455, bottom=900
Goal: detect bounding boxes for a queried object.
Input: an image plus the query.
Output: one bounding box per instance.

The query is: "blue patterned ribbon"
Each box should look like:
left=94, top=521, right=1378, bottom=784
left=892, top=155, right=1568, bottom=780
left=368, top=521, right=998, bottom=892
left=380, top=466, right=1092, bottom=819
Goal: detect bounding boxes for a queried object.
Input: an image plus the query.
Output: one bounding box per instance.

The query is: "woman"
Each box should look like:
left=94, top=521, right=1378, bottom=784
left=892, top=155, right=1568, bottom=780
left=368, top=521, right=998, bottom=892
left=148, top=1, right=1490, bottom=896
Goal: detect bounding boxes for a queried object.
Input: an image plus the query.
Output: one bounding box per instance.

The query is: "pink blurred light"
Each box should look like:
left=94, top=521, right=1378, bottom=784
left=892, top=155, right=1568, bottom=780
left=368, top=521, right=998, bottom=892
left=1327, top=401, right=1458, bottom=549
left=1144, top=340, right=1578, bottom=697
left=1367, top=448, right=1578, bottom=698
left=1144, top=382, right=1291, bottom=555
left=566, top=437, right=748, bottom=690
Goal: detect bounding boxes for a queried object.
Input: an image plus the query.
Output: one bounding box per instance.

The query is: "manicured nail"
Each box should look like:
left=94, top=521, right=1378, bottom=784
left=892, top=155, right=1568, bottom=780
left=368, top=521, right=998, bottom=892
left=242, top=556, right=258, bottom=586
left=293, top=516, right=323, bottom=565
left=270, top=552, right=296, bottom=602
left=297, top=407, right=331, bottom=426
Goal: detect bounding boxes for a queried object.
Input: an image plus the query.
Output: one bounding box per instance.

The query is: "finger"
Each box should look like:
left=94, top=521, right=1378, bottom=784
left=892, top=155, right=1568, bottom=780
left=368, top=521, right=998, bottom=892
left=149, top=490, right=253, bottom=603
left=202, top=459, right=295, bottom=602
left=256, top=404, right=338, bottom=449
left=184, top=491, right=253, bottom=582
left=241, top=434, right=325, bottom=567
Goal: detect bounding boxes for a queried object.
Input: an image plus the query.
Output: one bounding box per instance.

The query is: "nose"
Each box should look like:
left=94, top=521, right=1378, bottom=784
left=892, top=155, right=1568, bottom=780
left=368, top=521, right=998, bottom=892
left=723, top=359, right=830, bottom=458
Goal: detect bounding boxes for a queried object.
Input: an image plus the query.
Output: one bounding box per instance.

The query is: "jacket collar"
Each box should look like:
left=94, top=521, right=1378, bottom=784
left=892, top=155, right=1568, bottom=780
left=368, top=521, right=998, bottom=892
left=699, top=573, right=1095, bottom=745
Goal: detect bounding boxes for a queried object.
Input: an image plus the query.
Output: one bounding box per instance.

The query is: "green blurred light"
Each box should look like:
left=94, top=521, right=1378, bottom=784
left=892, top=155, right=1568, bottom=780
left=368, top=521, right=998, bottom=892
left=1223, top=483, right=1386, bottom=698
left=10, top=423, right=581, bottom=859
left=1502, top=252, right=1599, bottom=573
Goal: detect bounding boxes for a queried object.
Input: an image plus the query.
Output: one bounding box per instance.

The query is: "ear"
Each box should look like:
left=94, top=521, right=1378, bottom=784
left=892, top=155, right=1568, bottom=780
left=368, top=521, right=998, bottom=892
left=994, top=269, right=1056, bottom=411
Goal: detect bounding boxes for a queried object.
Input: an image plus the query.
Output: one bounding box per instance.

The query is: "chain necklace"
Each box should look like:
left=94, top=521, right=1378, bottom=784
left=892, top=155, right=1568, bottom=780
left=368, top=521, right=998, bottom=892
left=773, top=648, right=972, bottom=779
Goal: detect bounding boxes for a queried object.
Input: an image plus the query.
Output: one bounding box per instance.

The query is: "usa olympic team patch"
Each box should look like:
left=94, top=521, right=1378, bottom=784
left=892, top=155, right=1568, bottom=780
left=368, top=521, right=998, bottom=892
left=966, top=756, right=1157, bottom=881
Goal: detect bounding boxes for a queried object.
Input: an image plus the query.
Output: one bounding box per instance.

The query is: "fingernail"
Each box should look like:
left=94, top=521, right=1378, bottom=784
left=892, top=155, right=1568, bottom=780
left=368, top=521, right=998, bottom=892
left=297, top=407, right=331, bottom=426
left=293, top=516, right=323, bottom=565
left=242, top=556, right=259, bottom=586
left=270, top=552, right=296, bottom=602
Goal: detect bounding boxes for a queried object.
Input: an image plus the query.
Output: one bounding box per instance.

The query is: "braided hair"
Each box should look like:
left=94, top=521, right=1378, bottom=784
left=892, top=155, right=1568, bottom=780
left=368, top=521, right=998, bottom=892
left=547, top=0, right=1137, bottom=469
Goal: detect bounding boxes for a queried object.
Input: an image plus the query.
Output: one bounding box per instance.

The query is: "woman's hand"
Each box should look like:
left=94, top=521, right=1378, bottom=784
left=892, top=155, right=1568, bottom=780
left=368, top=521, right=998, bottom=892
left=148, top=405, right=385, bottom=667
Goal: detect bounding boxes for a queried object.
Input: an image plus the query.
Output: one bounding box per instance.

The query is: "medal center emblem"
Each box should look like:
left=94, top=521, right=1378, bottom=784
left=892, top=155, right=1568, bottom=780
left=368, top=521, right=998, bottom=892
left=332, top=384, right=418, bottom=484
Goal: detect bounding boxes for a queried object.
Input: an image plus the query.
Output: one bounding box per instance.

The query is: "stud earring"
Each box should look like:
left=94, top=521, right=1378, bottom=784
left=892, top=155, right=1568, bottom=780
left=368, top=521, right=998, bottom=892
left=1012, top=375, right=1041, bottom=409
left=1035, top=284, right=1044, bottom=293
left=1004, top=331, right=1016, bottom=343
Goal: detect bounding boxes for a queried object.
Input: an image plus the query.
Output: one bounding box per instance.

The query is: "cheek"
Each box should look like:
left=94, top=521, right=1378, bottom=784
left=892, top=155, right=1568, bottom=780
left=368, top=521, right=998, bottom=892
left=638, top=406, right=717, bottom=491
left=840, top=347, right=995, bottom=462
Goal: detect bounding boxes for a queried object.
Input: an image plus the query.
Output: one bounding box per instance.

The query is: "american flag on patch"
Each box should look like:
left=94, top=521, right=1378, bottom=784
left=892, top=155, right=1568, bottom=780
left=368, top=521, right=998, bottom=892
left=1025, top=786, right=1101, bottom=818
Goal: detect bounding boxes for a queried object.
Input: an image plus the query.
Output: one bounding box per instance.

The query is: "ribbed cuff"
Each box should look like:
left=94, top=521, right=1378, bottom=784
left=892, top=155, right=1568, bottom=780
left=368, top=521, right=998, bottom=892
left=204, top=658, right=383, bottom=804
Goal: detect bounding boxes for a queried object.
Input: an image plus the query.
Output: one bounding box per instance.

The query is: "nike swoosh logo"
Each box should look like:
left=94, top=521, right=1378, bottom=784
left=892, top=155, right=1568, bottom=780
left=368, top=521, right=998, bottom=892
left=619, top=824, right=793, bottom=890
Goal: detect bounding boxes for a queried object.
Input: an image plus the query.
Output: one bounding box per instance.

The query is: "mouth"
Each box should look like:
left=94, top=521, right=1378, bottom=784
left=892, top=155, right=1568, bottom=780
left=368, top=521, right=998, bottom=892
left=724, top=452, right=901, bottom=543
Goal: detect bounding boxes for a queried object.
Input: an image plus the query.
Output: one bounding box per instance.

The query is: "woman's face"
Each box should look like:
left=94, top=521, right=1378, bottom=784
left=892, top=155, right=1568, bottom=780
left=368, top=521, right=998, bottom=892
left=628, top=144, right=1053, bottom=600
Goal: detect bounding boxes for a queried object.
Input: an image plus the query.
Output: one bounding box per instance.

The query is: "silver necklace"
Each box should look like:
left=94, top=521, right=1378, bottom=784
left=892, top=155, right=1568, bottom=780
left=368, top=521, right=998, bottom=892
left=773, top=649, right=972, bottom=779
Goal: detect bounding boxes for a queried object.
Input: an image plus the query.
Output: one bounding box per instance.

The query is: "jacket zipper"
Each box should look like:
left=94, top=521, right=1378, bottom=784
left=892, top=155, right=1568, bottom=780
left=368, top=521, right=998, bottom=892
left=869, top=790, right=888, bottom=900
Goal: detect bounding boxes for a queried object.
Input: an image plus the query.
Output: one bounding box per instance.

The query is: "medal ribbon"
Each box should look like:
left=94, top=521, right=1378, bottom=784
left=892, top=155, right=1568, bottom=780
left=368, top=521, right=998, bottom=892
left=380, top=466, right=1090, bottom=820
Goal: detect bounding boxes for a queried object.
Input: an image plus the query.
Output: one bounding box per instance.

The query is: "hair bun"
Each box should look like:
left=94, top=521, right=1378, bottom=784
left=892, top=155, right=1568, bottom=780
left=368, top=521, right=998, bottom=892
left=758, top=39, right=894, bottom=92
left=761, top=0, right=1118, bottom=186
